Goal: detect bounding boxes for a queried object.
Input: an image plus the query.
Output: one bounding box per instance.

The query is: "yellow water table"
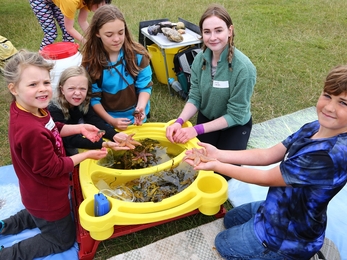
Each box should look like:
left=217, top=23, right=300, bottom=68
left=78, top=121, right=228, bottom=241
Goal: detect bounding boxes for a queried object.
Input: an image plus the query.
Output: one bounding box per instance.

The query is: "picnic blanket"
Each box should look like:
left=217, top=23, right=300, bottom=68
left=109, top=219, right=225, bottom=260
left=0, top=165, right=79, bottom=260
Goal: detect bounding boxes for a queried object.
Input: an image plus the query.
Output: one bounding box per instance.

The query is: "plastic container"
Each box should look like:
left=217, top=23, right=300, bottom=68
left=94, top=193, right=110, bottom=217
left=78, top=121, right=228, bottom=241
left=168, top=78, right=182, bottom=92
left=147, top=44, right=179, bottom=84
left=40, top=42, right=82, bottom=93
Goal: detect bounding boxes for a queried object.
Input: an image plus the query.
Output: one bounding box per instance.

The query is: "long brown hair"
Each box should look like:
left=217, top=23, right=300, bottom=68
left=199, top=4, right=235, bottom=68
left=81, top=5, right=150, bottom=82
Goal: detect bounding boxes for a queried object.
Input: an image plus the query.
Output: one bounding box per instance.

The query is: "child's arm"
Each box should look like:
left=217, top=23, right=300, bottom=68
left=192, top=142, right=286, bottom=166
left=166, top=102, right=199, bottom=143
left=70, top=149, right=108, bottom=166
left=77, top=8, right=89, bottom=33
left=59, top=124, right=101, bottom=143
left=92, top=103, right=131, bottom=130
left=64, top=16, right=86, bottom=44
left=134, top=92, right=151, bottom=125
left=185, top=142, right=287, bottom=186
left=212, top=160, right=286, bottom=186
left=221, top=143, right=286, bottom=166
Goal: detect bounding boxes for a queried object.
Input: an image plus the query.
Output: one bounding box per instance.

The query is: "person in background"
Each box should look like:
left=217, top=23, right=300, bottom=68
left=51, top=0, right=111, bottom=45
left=0, top=50, right=108, bottom=259
left=184, top=65, right=347, bottom=259
left=81, top=5, right=153, bottom=130
left=166, top=4, right=256, bottom=171
left=48, top=65, right=129, bottom=155
left=29, top=0, right=74, bottom=50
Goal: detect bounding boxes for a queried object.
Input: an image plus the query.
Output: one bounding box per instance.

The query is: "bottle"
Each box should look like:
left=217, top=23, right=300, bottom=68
left=168, top=78, right=187, bottom=100
left=177, top=72, right=189, bottom=94
left=168, top=78, right=182, bottom=92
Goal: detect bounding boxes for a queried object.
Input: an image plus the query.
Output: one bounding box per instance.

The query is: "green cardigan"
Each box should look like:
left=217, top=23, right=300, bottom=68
left=188, top=46, right=256, bottom=127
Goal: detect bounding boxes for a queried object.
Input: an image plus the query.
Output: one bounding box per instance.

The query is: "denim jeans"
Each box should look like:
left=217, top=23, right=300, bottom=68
left=215, top=201, right=288, bottom=260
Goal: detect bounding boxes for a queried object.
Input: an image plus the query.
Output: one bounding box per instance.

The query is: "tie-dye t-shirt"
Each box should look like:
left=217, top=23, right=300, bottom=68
left=254, top=120, right=347, bottom=259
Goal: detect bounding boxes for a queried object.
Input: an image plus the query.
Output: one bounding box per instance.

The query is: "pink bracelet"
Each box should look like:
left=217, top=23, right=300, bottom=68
left=193, top=124, right=205, bottom=135
left=175, top=118, right=184, bottom=125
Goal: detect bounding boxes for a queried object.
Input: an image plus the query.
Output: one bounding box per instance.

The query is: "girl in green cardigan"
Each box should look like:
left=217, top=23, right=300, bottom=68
left=166, top=4, right=256, bottom=180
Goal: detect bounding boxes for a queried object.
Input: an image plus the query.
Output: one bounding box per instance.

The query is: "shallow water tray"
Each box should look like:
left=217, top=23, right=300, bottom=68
left=78, top=121, right=228, bottom=241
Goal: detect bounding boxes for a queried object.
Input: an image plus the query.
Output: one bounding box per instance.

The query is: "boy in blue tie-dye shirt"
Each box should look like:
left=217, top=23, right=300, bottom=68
left=184, top=65, right=347, bottom=259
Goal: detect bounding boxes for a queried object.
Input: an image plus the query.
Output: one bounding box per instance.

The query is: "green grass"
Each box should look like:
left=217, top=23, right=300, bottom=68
left=1, top=0, right=347, bottom=258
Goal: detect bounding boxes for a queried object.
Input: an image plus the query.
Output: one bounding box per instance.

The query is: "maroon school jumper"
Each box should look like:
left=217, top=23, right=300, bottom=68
left=8, top=101, right=74, bottom=221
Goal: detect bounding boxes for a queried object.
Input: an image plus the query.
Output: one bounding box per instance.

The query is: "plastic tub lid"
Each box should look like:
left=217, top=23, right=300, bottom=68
left=40, top=42, right=80, bottom=60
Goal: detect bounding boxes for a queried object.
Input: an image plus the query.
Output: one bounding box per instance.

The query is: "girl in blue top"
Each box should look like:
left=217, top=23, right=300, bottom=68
left=81, top=5, right=153, bottom=130
left=184, top=64, right=347, bottom=259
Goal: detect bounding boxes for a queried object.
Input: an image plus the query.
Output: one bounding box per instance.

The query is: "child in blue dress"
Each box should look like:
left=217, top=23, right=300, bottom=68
left=184, top=64, right=347, bottom=259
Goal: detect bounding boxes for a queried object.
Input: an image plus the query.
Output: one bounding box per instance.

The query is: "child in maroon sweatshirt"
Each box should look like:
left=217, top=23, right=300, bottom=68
left=0, top=50, right=108, bottom=259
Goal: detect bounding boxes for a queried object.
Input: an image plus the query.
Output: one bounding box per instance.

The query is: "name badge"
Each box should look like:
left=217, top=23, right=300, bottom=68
left=45, top=117, right=56, bottom=131
left=213, top=80, right=229, bottom=88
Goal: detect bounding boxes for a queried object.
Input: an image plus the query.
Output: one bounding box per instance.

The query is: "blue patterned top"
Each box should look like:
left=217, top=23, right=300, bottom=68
left=254, top=120, right=347, bottom=259
left=90, top=48, right=152, bottom=124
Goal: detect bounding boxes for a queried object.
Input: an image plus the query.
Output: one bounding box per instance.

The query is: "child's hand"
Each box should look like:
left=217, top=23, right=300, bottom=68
left=112, top=132, right=130, bottom=150
left=183, top=144, right=217, bottom=170
left=110, top=118, right=131, bottom=130
left=70, top=148, right=108, bottom=165
left=113, top=132, right=128, bottom=142
left=103, top=141, right=130, bottom=151
left=85, top=148, right=108, bottom=160
left=166, top=122, right=182, bottom=143
left=184, top=157, right=218, bottom=171
left=103, top=132, right=132, bottom=151
left=171, top=127, right=197, bottom=144
left=184, top=142, right=220, bottom=170
left=189, top=142, right=219, bottom=159
left=133, top=108, right=145, bottom=126
left=80, top=124, right=103, bottom=142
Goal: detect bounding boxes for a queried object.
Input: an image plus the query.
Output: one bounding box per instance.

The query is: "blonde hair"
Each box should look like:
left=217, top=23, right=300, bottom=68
left=51, top=66, right=92, bottom=120
left=3, top=50, right=54, bottom=100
